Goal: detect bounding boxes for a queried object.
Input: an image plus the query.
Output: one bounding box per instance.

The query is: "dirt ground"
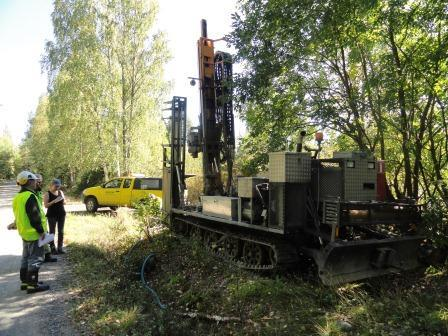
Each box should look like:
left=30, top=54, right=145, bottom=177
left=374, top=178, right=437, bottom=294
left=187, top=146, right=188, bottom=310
left=0, top=181, right=83, bottom=336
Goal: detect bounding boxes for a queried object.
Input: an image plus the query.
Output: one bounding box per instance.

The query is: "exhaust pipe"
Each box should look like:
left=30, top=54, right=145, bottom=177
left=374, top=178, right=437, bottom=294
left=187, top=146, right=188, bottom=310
left=296, top=131, right=306, bottom=152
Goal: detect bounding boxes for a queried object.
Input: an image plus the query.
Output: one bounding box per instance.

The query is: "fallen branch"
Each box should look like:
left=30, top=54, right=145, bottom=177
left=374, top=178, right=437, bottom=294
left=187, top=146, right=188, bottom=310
left=175, top=312, right=241, bottom=323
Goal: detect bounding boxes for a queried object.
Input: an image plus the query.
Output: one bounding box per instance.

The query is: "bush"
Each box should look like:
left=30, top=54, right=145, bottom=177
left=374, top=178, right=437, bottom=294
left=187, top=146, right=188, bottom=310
left=185, top=175, right=202, bottom=204
left=133, top=195, right=162, bottom=240
left=422, top=197, right=448, bottom=248
left=74, top=169, right=105, bottom=195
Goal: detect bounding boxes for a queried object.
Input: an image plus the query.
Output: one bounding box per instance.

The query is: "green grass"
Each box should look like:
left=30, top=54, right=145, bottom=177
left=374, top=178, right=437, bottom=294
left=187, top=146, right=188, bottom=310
left=64, top=211, right=448, bottom=335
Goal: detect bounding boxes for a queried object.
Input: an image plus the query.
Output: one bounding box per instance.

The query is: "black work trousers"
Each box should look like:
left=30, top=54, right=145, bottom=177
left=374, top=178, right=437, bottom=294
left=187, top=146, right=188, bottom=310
left=48, top=215, right=66, bottom=249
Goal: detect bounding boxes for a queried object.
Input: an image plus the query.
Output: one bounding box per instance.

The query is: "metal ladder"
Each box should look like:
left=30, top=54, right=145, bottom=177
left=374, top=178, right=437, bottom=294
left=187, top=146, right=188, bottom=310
left=163, top=96, right=187, bottom=208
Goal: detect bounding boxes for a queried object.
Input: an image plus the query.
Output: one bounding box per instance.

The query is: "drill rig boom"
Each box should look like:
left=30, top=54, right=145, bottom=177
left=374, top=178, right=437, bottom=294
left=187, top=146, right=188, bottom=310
left=189, top=19, right=235, bottom=196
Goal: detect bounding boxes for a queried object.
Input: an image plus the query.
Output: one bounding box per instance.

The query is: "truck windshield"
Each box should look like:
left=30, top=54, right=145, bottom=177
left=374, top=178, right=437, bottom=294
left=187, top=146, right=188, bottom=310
left=104, top=179, right=122, bottom=188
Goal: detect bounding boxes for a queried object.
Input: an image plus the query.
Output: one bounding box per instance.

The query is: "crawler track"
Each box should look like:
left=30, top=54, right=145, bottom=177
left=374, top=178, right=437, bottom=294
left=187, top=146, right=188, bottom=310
left=173, top=217, right=299, bottom=271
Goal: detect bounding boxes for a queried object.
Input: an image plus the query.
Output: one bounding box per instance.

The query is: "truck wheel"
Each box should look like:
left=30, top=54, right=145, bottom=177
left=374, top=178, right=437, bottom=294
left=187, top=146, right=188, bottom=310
left=85, top=197, right=98, bottom=213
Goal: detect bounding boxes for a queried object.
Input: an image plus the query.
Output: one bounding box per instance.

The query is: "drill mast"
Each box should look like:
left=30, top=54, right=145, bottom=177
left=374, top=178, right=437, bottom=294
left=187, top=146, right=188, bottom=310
left=194, top=19, right=235, bottom=196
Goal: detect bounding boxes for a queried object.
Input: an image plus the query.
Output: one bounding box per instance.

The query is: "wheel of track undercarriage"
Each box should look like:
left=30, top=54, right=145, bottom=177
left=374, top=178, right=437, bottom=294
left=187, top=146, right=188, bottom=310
left=172, top=220, right=188, bottom=235
left=203, top=231, right=220, bottom=250
left=242, top=241, right=265, bottom=266
left=223, top=236, right=241, bottom=260
left=189, top=225, right=202, bottom=241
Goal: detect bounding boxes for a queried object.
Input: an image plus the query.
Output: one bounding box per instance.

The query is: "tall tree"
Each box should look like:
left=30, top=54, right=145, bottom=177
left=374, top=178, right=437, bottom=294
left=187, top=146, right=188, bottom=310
left=97, top=0, right=169, bottom=174
left=21, top=97, right=51, bottom=176
left=31, top=0, right=169, bottom=186
left=0, top=131, right=17, bottom=179
left=230, top=0, right=448, bottom=200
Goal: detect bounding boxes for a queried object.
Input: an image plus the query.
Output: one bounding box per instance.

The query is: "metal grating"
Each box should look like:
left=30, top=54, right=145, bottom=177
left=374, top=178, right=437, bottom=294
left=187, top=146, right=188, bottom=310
left=323, top=200, right=340, bottom=226
left=268, top=152, right=311, bottom=183
left=344, top=159, right=376, bottom=201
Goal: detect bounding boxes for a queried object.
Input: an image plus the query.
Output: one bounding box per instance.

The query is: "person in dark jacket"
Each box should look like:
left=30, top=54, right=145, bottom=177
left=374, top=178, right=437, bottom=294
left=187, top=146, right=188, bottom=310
left=12, top=171, right=50, bottom=294
left=43, top=178, right=66, bottom=254
left=35, top=173, right=57, bottom=262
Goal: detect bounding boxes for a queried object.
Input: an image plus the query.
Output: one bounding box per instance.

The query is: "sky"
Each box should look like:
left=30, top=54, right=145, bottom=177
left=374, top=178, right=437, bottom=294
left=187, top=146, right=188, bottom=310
left=0, top=0, right=245, bottom=145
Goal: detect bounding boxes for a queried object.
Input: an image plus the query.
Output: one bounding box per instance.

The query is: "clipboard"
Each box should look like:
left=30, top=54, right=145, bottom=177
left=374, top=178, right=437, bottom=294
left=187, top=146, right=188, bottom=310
left=38, top=233, right=55, bottom=247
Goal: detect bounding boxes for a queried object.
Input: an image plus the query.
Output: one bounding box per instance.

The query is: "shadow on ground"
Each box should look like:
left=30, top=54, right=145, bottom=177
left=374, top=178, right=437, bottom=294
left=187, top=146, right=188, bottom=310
left=0, top=252, right=80, bottom=336
left=66, top=208, right=114, bottom=216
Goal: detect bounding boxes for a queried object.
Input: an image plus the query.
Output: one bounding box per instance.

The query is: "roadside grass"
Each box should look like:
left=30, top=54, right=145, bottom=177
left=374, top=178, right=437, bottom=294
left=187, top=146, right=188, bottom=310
left=62, top=193, right=81, bottom=204
left=64, top=211, right=448, bottom=335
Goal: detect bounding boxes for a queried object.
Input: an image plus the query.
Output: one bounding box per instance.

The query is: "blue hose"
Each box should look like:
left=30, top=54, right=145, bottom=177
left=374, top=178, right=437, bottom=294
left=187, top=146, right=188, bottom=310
left=140, top=253, right=166, bottom=309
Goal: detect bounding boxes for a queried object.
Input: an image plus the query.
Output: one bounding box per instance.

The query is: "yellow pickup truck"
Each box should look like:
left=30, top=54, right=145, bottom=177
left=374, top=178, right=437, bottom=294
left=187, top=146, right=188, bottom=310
left=82, top=177, right=162, bottom=212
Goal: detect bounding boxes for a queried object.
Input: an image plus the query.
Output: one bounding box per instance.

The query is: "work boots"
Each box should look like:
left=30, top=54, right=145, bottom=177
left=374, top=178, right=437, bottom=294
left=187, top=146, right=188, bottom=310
left=50, top=242, right=57, bottom=255
left=26, top=270, right=50, bottom=294
left=20, top=268, right=44, bottom=290
left=44, top=253, right=58, bottom=262
left=20, top=267, right=28, bottom=290
left=57, top=233, right=66, bottom=254
left=57, top=242, right=66, bottom=254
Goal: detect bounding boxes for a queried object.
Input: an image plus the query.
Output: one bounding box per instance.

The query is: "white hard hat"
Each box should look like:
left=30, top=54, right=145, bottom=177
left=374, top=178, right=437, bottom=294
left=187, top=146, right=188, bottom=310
left=16, top=171, right=38, bottom=186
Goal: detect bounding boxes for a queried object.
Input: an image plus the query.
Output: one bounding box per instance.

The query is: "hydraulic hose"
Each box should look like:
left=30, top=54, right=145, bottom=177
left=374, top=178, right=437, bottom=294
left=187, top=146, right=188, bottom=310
left=124, top=240, right=166, bottom=309
left=140, top=252, right=166, bottom=309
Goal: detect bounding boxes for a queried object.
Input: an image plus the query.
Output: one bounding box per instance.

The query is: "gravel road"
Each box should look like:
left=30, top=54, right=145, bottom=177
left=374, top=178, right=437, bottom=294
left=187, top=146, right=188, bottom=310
left=0, top=181, right=85, bottom=336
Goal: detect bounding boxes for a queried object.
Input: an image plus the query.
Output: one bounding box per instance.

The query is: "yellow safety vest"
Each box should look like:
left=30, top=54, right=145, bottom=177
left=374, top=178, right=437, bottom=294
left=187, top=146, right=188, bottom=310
left=35, top=190, right=48, bottom=232
left=12, top=191, right=46, bottom=241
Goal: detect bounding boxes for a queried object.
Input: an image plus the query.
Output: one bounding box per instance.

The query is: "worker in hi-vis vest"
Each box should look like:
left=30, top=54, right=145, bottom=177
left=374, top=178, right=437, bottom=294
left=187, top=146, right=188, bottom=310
left=12, top=171, right=50, bottom=294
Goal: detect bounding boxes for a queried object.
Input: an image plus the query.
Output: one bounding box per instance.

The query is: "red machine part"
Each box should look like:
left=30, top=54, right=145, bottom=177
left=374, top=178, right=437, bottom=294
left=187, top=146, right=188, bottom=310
left=377, top=160, right=386, bottom=201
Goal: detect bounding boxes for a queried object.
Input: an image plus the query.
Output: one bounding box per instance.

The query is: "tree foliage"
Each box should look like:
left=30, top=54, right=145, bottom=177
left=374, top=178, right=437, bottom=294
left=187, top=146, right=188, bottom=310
left=0, top=131, right=18, bottom=179
left=23, top=0, right=169, bottom=188
left=230, top=0, right=448, bottom=202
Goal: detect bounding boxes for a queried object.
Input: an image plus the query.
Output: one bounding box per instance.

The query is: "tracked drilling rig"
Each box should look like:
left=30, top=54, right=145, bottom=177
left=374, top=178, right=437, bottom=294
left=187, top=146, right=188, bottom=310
left=162, top=20, right=424, bottom=285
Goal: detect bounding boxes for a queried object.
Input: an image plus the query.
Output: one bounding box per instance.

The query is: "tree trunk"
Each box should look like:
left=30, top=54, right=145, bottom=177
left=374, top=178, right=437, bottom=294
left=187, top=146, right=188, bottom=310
left=94, top=106, right=110, bottom=181
left=120, top=62, right=129, bottom=175
left=388, top=23, right=413, bottom=197
left=335, top=44, right=369, bottom=151
left=428, top=108, right=448, bottom=205
left=360, top=47, right=385, bottom=158
left=114, top=125, right=121, bottom=177
left=412, top=95, right=433, bottom=200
